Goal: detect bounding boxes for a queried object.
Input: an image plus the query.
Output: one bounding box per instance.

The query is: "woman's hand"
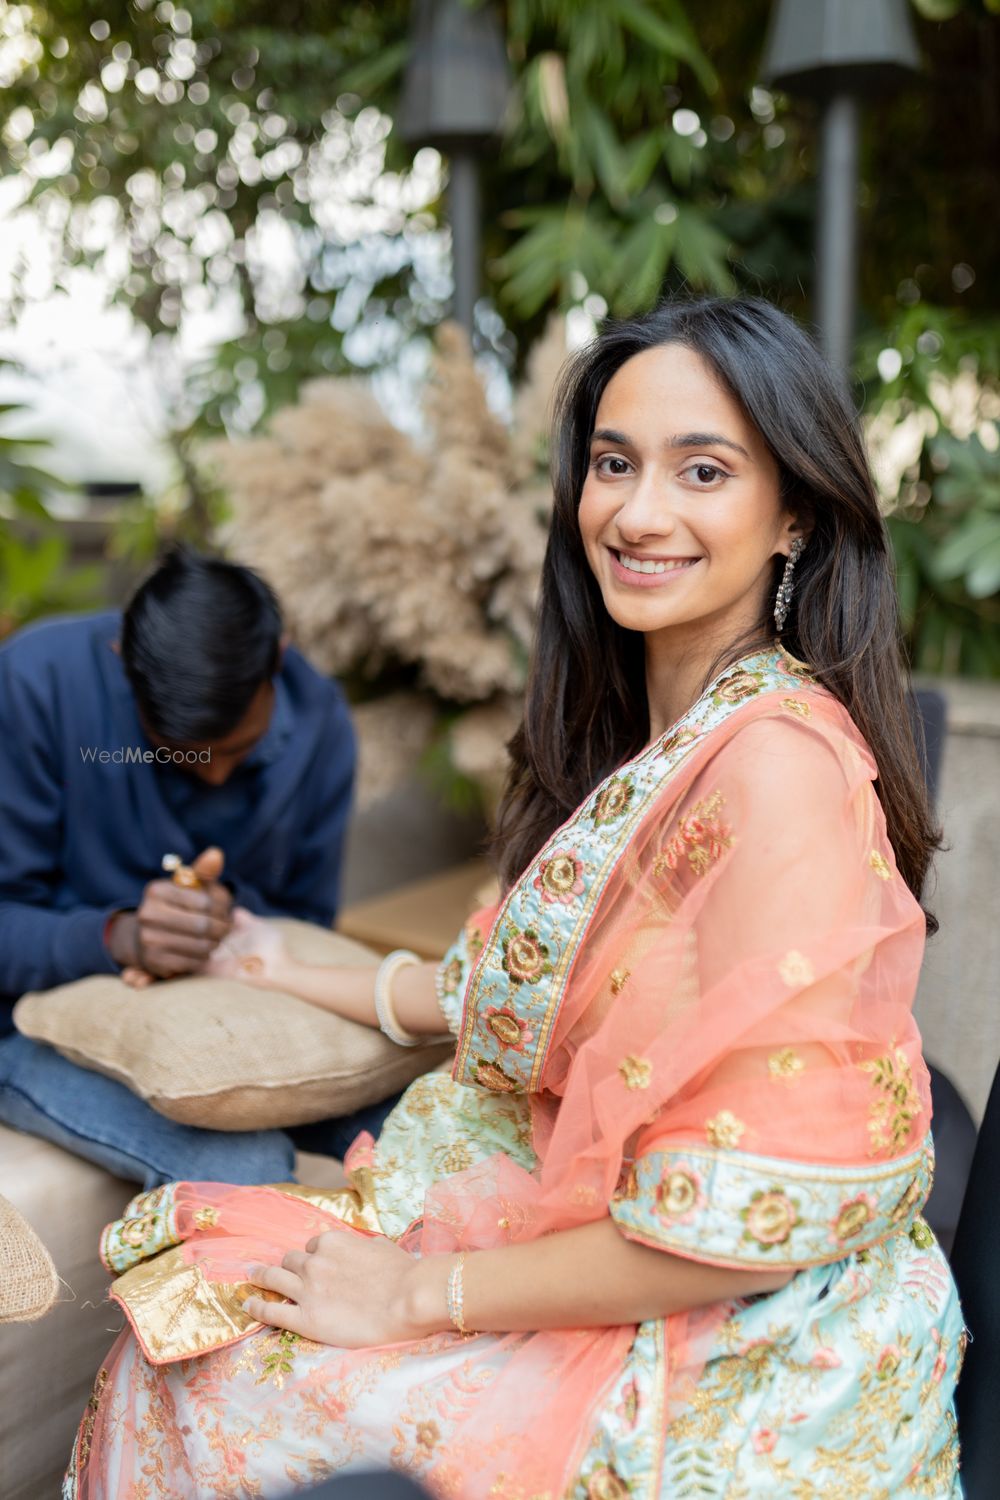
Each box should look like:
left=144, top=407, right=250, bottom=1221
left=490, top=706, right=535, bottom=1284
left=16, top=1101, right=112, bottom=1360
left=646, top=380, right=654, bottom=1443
left=242, top=1229, right=446, bottom=1348
left=203, top=908, right=291, bottom=987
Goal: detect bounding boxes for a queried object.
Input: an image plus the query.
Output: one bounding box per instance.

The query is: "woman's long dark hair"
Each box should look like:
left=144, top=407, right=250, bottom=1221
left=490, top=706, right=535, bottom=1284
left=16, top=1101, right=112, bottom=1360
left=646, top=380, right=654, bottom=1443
left=493, top=296, right=941, bottom=925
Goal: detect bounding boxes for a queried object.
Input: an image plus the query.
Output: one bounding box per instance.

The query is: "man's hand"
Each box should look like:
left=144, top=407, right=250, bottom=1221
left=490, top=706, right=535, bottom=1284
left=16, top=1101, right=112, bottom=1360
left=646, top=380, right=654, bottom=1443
left=108, top=847, right=234, bottom=980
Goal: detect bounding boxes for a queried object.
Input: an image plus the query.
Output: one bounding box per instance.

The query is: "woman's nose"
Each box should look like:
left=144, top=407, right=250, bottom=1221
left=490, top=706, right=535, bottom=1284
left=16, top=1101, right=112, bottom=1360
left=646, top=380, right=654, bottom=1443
left=615, top=471, right=675, bottom=542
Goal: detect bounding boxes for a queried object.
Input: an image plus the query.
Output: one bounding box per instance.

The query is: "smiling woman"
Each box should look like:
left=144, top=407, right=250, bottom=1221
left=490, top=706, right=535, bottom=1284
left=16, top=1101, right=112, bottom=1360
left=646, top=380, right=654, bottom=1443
left=67, top=299, right=962, bottom=1500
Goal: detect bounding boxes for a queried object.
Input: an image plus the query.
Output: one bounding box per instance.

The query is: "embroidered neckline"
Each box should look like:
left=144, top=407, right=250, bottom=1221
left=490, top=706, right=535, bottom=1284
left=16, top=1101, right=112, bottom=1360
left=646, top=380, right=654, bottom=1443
left=455, top=646, right=820, bottom=1093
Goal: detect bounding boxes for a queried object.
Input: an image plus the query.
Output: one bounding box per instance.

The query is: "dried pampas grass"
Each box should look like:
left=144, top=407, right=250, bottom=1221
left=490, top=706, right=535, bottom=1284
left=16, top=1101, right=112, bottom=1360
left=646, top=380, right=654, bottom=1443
left=213, top=319, right=567, bottom=806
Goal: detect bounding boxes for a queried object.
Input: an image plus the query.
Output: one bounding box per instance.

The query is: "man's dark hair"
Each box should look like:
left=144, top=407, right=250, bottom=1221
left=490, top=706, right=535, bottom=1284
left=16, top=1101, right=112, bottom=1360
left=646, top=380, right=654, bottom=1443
left=121, top=546, right=283, bottom=742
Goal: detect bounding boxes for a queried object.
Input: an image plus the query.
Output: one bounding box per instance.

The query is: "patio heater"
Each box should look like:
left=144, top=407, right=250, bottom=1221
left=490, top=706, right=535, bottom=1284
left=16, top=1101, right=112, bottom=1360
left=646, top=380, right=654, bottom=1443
left=398, top=0, right=511, bottom=336
left=761, top=0, right=921, bottom=371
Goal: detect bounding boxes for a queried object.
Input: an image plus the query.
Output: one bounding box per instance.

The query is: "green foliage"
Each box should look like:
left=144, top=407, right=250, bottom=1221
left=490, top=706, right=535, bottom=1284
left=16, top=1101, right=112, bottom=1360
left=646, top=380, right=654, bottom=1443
left=1, top=1, right=998, bottom=674
left=858, top=309, right=1000, bottom=676
left=0, top=406, right=104, bottom=638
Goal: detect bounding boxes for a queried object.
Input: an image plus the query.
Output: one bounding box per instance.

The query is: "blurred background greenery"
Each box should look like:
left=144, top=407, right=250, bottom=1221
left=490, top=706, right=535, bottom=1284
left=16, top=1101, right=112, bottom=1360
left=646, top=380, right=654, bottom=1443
left=0, top=0, right=997, bottom=684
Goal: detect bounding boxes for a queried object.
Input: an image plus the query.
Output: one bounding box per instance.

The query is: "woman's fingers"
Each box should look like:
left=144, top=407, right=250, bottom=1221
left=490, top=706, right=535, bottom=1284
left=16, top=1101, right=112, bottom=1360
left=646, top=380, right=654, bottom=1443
left=281, top=1249, right=311, bottom=1277
left=246, top=1263, right=303, bottom=1300
left=242, top=1294, right=306, bottom=1334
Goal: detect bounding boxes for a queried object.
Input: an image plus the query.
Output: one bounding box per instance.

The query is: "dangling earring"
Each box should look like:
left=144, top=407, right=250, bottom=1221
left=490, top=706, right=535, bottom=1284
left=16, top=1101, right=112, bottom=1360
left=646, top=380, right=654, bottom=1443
left=773, top=537, right=806, bottom=632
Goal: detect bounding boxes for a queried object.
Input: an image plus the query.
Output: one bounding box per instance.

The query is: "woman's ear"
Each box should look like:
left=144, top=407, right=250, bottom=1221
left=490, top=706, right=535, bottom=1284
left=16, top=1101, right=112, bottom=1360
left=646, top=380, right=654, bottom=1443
left=777, top=515, right=812, bottom=556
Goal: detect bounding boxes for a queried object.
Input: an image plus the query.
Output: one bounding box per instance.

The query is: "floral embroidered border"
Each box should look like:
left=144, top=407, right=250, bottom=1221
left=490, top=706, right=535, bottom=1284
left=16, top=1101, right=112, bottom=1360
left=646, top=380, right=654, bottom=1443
left=100, top=1183, right=183, bottom=1274
left=610, top=1134, right=934, bottom=1270
left=454, top=649, right=823, bottom=1094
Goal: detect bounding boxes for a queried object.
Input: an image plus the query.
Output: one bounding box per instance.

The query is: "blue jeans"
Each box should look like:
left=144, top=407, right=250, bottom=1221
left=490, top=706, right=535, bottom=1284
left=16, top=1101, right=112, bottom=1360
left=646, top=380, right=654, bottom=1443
left=0, top=1034, right=401, bottom=1190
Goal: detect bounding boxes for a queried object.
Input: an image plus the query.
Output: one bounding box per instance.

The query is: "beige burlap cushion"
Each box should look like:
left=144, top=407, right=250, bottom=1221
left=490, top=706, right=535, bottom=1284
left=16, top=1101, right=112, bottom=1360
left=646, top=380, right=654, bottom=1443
left=14, top=920, right=453, bottom=1131
left=0, top=1193, right=59, bottom=1323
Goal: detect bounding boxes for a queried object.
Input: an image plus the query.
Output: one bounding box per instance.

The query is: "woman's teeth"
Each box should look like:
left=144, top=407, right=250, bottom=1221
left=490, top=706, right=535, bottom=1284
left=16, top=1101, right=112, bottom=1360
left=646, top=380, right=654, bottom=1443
left=617, top=552, right=697, bottom=575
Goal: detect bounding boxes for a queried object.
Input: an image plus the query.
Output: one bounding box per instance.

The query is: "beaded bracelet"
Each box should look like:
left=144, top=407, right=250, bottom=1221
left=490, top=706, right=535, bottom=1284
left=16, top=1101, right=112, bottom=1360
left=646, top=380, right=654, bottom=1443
left=446, top=1252, right=472, bottom=1336
left=373, top=949, right=422, bottom=1047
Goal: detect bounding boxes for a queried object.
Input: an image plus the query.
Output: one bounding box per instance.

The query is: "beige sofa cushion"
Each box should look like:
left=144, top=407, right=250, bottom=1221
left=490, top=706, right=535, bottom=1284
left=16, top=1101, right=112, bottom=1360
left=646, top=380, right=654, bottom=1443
left=0, top=1192, right=58, bottom=1324
left=14, top=919, right=453, bottom=1131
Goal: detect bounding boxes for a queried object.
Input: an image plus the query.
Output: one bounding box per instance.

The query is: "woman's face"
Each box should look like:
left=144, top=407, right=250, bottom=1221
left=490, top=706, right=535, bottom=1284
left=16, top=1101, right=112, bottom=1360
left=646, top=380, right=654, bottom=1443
left=578, top=342, right=800, bottom=650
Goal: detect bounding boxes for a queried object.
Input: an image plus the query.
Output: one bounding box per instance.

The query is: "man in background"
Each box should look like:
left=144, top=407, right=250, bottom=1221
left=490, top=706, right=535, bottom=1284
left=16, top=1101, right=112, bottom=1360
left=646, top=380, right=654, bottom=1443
left=0, top=547, right=358, bottom=1185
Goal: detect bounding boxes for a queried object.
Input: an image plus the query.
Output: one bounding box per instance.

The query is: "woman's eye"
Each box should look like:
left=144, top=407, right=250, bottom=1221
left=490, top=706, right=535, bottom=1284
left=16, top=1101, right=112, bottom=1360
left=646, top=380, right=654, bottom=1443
left=684, top=462, right=728, bottom=486
left=595, top=454, right=632, bottom=476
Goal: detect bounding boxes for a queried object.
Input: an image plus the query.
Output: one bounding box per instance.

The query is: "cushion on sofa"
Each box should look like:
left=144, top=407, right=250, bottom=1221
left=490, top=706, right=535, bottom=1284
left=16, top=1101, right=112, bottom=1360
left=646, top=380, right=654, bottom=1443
left=14, top=920, right=453, bottom=1131
left=0, top=1192, right=58, bottom=1324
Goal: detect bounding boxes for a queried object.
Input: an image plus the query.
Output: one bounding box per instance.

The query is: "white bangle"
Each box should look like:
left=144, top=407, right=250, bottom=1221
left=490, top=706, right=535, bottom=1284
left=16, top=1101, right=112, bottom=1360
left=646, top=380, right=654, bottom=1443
left=374, top=949, right=422, bottom=1047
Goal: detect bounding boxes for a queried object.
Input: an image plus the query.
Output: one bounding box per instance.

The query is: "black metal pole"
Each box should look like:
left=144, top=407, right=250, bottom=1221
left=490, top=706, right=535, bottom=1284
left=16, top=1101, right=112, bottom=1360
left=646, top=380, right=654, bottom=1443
left=815, top=91, right=860, bottom=372
left=448, top=148, right=480, bottom=335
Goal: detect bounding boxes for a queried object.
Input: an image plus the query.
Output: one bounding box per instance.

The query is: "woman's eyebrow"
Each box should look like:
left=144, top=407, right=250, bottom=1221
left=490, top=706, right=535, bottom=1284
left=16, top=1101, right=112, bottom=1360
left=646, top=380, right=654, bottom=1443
left=668, top=431, right=750, bottom=458
left=590, top=427, right=750, bottom=459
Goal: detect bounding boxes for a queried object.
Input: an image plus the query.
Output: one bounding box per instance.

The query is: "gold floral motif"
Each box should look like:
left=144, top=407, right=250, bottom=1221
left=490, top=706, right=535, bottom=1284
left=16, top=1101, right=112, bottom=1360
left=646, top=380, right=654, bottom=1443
left=440, top=1143, right=474, bottom=1175
left=740, top=1188, right=800, bottom=1248
left=474, top=1056, right=520, bottom=1093
left=656, top=1170, right=701, bottom=1221
left=533, top=849, right=585, bottom=905
left=120, top=1212, right=157, bottom=1249
left=714, top=670, right=764, bottom=704
left=778, top=949, right=815, bottom=987
left=705, top=1109, right=746, bottom=1149
left=192, top=1206, right=220, bottom=1231
left=657, top=725, right=698, bottom=758
left=860, top=1047, right=920, bottom=1155
left=571, top=1183, right=599, bottom=1206
left=831, top=1194, right=877, bottom=1244
left=768, top=1047, right=804, bottom=1080
left=869, top=850, right=893, bottom=880
left=610, top=968, right=631, bottom=996
left=658, top=790, right=733, bottom=877
left=592, top=776, right=635, bottom=827
left=618, top=1055, right=652, bottom=1090
left=483, top=1004, right=534, bottom=1053
left=586, top=1465, right=630, bottom=1500
left=439, top=956, right=463, bottom=995
left=464, top=919, right=484, bottom=959
left=781, top=696, right=811, bottom=719
left=500, top=926, right=552, bottom=986
left=415, top=1420, right=441, bottom=1450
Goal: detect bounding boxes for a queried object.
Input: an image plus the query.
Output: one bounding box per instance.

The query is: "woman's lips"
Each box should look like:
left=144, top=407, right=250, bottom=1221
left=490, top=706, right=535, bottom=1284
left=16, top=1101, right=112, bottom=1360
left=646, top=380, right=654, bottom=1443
left=607, top=548, right=702, bottom=588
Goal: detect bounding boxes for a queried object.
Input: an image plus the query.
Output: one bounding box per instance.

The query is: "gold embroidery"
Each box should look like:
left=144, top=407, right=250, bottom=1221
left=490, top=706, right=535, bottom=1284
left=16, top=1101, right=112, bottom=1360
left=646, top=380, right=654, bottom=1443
left=618, top=1055, right=652, bottom=1090
left=869, top=850, right=893, bottom=880
left=768, top=1047, right=804, bottom=1080
left=76, top=1366, right=108, bottom=1464
left=705, top=1109, right=746, bottom=1149
left=584, top=1466, right=630, bottom=1500
left=861, top=1047, right=920, bottom=1155
left=416, top=1419, right=441, bottom=1450
left=657, top=1170, right=699, bottom=1218
left=592, top=776, right=635, bottom=826
left=610, top=968, right=631, bottom=996
left=192, top=1207, right=220, bottom=1231
left=120, top=1211, right=157, bottom=1249
left=778, top=950, right=814, bottom=987
left=741, top=1189, right=799, bottom=1247
left=571, top=1183, right=598, bottom=1206
left=781, top=696, right=811, bottom=718
left=658, top=790, right=733, bottom=877
left=257, top=1329, right=301, bottom=1389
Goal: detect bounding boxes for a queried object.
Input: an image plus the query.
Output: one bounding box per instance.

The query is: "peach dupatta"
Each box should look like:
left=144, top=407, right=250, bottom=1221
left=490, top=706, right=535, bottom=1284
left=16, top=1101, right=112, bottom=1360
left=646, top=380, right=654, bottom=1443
left=75, top=651, right=934, bottom=1500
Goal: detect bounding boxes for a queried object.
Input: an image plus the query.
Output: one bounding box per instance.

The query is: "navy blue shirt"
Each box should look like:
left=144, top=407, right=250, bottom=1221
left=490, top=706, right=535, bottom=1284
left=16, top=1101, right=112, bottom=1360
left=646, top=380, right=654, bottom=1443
left=0, top=611, right=356, bottom=1031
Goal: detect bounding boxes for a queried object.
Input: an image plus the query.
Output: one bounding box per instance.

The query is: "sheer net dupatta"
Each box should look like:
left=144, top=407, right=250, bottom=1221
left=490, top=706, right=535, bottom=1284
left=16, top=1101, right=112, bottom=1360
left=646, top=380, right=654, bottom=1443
left=420, top=696, right=932, bottom=1497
